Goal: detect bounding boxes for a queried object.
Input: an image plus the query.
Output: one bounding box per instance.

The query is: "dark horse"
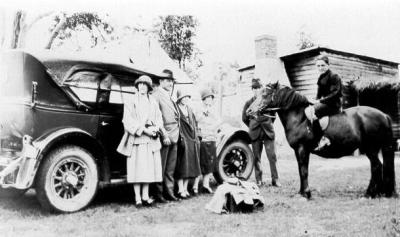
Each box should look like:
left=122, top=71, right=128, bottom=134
left=246, top=82, right=397, bottom=199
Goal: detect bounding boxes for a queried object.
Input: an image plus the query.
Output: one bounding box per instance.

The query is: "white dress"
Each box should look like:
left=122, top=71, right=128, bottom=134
left=126, top=96, right=162, bottom=183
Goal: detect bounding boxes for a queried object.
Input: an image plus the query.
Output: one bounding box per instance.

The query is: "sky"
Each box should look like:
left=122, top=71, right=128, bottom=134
left=1, top=0, right=400, bottom=68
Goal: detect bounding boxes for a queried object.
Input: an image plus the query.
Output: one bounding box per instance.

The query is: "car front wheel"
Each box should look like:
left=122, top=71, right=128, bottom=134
left=214, top=140, right=254, bottom=184
left=36, top=145, right=98, bottom=213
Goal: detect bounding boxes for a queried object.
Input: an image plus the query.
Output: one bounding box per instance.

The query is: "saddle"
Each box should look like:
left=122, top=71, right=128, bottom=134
left=304, top=106, right=329, bottom=131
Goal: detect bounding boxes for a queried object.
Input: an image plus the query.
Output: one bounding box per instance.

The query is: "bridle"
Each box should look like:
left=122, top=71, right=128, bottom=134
left=260, top=87, right=281, bottom=113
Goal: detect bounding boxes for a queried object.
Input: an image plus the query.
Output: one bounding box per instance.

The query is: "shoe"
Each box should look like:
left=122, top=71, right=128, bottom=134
left=191, top=188, right=199, bottom=196
left=135, top=200, right=143, bottom=207
left=165, top=192, right=180, bottom=201
left=154, top=195, right=167, bottom=204
left=142, top=198, right=154, bottom=207
left=256, top=180, right=265, bottom=187
left=272, top=179, right=282, bottom=187
left=315, top=136, right=331, bottom=151
left=184, top=191, right=191, bottom=198
left=176, top=191, right=188, bottom=199
left=201, top=186, right=214, bottom=194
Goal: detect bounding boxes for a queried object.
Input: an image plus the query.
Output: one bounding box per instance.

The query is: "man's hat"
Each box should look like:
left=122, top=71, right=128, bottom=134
left=160, top=69, right=175, bottom=81
left=176, top=89, right=191, bottom=102
left=135, top=75, right=153, bottom=91
left=251, top=78, right=262, bottom=89
left=200, top=89, right=215, bottom=100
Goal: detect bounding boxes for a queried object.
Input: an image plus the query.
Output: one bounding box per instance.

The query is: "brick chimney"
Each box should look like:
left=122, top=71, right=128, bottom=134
left=254, top=35, right=290, bottom=86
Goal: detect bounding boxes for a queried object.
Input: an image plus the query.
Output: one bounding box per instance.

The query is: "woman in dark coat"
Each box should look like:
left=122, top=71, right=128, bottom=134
left=309, top=55, right=343, bottom=149
left=175, top=89, right=201, bottom=199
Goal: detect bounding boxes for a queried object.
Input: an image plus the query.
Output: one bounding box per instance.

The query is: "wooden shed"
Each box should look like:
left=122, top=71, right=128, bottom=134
left=280, top=46, right=400, bottom=138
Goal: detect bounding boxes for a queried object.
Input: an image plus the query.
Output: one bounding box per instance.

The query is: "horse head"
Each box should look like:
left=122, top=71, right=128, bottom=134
left=246, top=81, right=280, bottom=118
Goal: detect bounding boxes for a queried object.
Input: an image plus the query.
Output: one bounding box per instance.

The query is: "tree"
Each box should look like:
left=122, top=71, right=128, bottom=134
left=6, top=10, right=53, bottom=49
left=155, top=15, right=199, bottom=69
left=3, top=10, right=118, bottom=50
left=46, top=12, right=115, bottom=50
left=296, top=26, right=316, bottom=50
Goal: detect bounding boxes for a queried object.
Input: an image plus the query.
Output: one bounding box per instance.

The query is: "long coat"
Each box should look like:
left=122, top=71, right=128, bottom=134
left=116, top=93, right=163, bottom=183
left=151, top=86, right=180, bottom=143
left=175, top=105, right=201, bottom=179
left=117, top=94, right=163, bottom=157
left=242, top=97, right=275, bottom=141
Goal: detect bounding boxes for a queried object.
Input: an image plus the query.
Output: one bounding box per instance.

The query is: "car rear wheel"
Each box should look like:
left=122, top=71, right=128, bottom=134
left=36, top=145, right=98, bottom=213
left=214, top=141, right=254, bottom=184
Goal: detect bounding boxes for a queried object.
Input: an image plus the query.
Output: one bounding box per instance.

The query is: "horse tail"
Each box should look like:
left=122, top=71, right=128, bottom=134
left=382, top=114, right=397, bottom=197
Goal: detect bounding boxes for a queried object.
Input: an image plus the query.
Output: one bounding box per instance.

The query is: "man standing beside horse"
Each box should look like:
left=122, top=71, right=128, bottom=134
left=242, top=78, right=281, bottom=187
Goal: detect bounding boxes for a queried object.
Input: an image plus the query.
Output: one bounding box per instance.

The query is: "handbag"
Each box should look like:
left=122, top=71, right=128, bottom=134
left=145, top=122, right=162, bottom=139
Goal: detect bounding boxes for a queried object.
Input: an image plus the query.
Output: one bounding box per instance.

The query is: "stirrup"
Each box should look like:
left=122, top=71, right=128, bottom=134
left=315, top=136, right=331, bottom=151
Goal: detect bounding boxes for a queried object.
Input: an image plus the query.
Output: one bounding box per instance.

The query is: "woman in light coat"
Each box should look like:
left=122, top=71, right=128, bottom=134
left=117, top=75, right=164, bottom=206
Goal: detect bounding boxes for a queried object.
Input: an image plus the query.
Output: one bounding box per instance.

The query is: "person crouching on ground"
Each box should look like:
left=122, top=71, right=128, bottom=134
left=175, top=89, right=201, bottom=199
left=193, top=89, right=222, bottom=194
left=117, top=75, right=163, bottom=207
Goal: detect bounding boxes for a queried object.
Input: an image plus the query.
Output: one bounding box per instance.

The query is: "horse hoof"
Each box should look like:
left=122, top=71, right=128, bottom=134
left=365, top=190, right=378, bottom=199
left=292, top=194, right=307, bottom=201
left=385, top=191, right=399, bottom=198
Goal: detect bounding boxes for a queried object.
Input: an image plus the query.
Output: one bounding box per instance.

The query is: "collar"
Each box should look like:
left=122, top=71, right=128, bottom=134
left=159, top=86, right=171, bottom=97
left=319, top=69, right=331, bottom=78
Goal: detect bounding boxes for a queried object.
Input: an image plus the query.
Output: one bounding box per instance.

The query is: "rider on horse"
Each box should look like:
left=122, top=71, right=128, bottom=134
left=308, top=55, right=343, bottom=150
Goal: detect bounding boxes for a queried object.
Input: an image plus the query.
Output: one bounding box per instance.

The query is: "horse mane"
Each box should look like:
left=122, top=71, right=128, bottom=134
left=273, top=85, right=310, bottom=110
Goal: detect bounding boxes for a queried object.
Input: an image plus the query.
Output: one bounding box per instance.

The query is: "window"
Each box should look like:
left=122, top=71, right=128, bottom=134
left=109, top=76, right=137, bottom=104
left=63, top=71, right=102, bottom=103
left=63, top=69, right=141, bottom=105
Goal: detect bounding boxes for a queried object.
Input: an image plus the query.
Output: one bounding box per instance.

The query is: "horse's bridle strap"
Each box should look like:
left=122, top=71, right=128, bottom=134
left=263, top=107, right=281, bottom=112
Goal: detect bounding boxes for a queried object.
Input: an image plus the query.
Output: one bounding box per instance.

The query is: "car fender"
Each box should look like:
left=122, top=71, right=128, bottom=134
left=216, top=125, right=252, bottom=156
left=32, top=127, right=106, bottom=183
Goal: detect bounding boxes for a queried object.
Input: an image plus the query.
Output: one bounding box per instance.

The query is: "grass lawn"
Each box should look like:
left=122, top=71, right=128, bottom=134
left=0, top=153, right=399, bottom=237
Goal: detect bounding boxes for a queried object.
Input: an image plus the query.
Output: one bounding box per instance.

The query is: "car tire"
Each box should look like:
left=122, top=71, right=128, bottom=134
left=0, top=188, right=27, bottom=198
left=36, top=145, right=98, bottom=213
left=214, top=140, right=254, bottom=184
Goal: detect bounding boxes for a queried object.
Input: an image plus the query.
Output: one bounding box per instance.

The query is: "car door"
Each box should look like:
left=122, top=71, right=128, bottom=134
left=96, top=74, right=136, bottom=179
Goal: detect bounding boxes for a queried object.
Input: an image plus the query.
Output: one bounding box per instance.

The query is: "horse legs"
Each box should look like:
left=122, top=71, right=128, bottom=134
left=382, top=142, right=397, bottom=197
left=294, top=145, right=312, bottom=199
left=365, top=151, right=383, bottom=198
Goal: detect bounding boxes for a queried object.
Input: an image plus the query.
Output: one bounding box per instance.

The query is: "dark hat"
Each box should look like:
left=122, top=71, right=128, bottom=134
left=200, top=89, right=215, bottom=100
left=176, top=89, right=191, bottom=102
left=135, top=75, right=153, bottom=91
left=251, top=78, right=262, bottom=89
left=160, top=69, right=175, bottom=81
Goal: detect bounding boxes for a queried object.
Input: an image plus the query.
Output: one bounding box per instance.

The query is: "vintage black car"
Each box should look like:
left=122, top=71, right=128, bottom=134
left=0, top=50, right=254, bottom=213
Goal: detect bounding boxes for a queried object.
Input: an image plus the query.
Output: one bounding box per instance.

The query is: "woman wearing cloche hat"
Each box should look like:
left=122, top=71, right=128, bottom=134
left=193, top=88, right=222, bottom=194
left=117, top=75, right=164, bottom=207
left=175, top=89, right=201, bottom=199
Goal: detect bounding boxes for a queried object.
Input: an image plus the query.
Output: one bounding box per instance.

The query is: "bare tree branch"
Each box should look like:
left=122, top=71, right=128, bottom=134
left=10, top=11, right=24, bottom=49
left=45, top=13, right=67, bottom=49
